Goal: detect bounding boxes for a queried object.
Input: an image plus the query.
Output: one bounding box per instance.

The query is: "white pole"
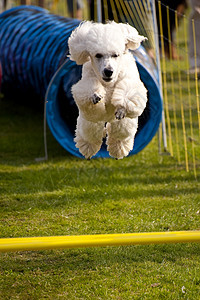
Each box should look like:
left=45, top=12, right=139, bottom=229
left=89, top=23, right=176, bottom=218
left=97, top=0, right=102, bottom=23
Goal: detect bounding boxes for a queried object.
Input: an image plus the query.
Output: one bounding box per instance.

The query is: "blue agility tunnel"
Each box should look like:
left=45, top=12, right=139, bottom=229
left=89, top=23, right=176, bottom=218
left=0, top=5, right=162, bottom=158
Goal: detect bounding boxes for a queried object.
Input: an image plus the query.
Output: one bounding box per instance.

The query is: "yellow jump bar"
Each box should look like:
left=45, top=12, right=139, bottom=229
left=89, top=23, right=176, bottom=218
left=0, top=231, right=200, bottom=252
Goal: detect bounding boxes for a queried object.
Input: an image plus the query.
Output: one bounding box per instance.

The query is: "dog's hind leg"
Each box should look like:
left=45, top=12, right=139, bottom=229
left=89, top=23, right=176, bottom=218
left=106, top=118, right=138, bottom=159
left=74, top=116, right=105, bottom=159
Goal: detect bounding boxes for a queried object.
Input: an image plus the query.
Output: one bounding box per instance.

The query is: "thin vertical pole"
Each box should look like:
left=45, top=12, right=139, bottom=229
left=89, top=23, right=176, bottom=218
left=152, top=0, right=168, bottom=152
left=97, top=0, right=102, bottom=22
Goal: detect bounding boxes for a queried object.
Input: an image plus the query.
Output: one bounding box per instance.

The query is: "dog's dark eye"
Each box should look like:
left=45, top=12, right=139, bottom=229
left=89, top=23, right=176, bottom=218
left=112, top=54, right=119, bottom=58
left=95, top=53, right=103, bottom=59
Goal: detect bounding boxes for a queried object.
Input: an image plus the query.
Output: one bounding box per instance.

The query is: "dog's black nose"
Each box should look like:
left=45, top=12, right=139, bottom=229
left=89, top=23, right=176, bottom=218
left=104, top=68, right=113, bottom=78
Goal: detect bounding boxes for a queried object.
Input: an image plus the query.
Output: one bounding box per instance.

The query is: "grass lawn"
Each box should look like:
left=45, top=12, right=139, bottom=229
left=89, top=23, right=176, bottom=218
left=0, top=92, right=200, bottom=299
left=1, top=3, right=200, bottom=298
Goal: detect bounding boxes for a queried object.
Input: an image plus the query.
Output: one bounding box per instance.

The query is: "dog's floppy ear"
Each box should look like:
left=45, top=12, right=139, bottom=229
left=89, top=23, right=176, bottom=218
left=118, top=23, right=147, bottom=50
left=68, top=21, right=92, bottom=65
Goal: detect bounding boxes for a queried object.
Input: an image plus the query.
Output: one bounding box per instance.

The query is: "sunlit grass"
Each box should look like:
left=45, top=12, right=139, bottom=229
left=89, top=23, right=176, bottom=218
left=0, top=7, right=200, bottom=297
left=0, top=91, right=200, bottom=298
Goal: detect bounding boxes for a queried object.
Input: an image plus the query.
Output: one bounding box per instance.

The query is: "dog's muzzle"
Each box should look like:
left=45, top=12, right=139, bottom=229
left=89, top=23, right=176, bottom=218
left=103, top=68, right=113, bottom=82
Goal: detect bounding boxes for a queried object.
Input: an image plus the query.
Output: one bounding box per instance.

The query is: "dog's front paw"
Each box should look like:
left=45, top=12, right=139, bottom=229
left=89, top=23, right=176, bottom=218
left=115, top=107, right=126, bottom=120
left=91, top=93, right=102, bottom=104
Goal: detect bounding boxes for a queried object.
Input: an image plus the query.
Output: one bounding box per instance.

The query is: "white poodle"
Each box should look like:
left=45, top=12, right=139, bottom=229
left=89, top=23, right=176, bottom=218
left=68, top=21, right=148, bottom=159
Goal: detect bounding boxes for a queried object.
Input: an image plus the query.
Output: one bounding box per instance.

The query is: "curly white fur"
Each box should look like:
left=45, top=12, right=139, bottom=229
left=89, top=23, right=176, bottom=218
left=68, top=21, right=148, bottom=159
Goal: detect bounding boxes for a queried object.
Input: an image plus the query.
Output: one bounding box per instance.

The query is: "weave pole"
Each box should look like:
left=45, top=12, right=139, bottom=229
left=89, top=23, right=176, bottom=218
left=0, top=231, right=200, bottom=252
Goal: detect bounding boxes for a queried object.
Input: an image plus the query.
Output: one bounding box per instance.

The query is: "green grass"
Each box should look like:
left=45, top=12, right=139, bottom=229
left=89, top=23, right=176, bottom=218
left=1, top=4, right=200, bottom=298
left=0, top=94, right=200, bottom=299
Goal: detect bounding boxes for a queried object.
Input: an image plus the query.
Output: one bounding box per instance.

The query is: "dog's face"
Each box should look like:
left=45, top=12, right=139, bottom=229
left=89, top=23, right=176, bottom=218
left=90, top=51, right=124, bottom=85
left=69, top=21, right=147, bottom=84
